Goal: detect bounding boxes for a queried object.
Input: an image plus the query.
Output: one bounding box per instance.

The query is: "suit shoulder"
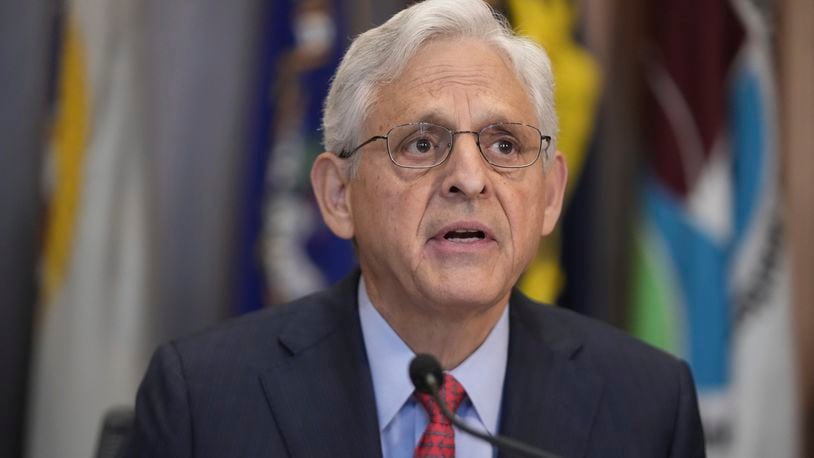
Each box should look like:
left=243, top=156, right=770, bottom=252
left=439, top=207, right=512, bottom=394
left=516, top=299, right=688, bottom=379
left=166, top=290, right=331, bottom=372
left=531, top=305, right=704, bottom=455
left=551, top=305, right=679, bottom=363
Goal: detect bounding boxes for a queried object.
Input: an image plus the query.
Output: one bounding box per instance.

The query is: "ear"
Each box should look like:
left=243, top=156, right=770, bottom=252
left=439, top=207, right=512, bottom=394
left=310, top=152, right=355, bottom=239
left=540, top=151, right=568, bottom=236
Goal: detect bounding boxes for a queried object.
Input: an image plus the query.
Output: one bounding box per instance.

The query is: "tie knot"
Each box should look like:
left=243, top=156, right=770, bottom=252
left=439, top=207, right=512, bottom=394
left=415, top=373, right=467, bottom=424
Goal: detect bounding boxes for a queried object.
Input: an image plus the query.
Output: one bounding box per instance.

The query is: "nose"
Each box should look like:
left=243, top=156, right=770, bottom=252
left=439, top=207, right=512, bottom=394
left=439, top=132, right=490, bottom=199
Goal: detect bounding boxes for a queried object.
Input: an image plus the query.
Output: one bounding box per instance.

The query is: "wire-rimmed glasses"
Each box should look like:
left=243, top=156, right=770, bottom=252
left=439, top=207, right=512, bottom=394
left=338, top=122, right=552, bottom=169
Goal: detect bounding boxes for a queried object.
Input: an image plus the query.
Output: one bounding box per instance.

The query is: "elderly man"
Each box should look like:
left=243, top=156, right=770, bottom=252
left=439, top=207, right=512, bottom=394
left=127, top=0, right=705, bottom=457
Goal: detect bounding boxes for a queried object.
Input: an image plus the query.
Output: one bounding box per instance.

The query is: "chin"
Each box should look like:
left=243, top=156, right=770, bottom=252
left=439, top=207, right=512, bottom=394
left=421, top=272, right=511, bottom=311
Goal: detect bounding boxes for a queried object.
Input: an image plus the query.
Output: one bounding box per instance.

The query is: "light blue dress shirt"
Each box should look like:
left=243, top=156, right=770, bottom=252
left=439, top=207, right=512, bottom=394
left=358, top=276, right=509, bottom=458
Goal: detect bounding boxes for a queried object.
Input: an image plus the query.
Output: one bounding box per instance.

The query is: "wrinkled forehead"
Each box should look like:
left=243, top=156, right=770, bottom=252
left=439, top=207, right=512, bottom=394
left=393, top=38, right=516, bottom=89
left=367, top=38, right=536, bottom=130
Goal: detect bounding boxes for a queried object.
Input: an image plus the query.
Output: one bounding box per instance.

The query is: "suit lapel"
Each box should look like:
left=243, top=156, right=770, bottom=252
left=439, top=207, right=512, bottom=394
left=498, top=291, right=603, bottom=458
left=258, top=273, right=382, bottom=458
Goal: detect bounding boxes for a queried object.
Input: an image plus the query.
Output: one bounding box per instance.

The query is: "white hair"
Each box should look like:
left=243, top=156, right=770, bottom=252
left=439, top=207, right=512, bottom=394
left=322, top=0, right=558, bottom=169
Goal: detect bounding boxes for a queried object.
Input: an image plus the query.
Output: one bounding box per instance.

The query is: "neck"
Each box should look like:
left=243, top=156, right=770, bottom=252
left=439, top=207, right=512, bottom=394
left=362, top=276, right=508, bottom=370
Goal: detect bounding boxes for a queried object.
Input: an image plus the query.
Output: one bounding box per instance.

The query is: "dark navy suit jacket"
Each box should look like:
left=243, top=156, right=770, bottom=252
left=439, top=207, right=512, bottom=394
left=126, top=272, right=705, bottom=457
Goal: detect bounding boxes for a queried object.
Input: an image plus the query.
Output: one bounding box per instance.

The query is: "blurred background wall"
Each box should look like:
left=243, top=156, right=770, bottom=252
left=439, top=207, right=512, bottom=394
left=0, top=0, right=810, bottom=457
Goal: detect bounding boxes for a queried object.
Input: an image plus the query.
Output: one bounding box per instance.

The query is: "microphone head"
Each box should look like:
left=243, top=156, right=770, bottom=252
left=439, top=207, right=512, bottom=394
left=409, top=353, right=444, bottom=394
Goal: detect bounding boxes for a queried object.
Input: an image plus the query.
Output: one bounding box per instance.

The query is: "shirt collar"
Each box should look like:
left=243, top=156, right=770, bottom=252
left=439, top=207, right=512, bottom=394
left=358, top=275, right=509, bottom=434
left=448, top=303, right=509, bottom=434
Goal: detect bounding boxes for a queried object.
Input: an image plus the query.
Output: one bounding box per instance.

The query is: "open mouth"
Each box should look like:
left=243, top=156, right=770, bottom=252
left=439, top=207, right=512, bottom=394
left=443, top=229, right=487, bottom=242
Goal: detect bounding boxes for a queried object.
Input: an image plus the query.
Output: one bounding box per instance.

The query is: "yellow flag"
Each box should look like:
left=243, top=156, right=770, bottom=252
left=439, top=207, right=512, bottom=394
left=41, top=17, right=89, bottom=307
left=27, top=3, right=152, bottom=457
left=508, top=0, right=601, bottom=303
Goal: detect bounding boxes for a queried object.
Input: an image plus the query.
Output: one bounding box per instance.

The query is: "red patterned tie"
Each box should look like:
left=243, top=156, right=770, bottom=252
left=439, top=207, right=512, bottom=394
left=414, top=373, right=467, bottom=458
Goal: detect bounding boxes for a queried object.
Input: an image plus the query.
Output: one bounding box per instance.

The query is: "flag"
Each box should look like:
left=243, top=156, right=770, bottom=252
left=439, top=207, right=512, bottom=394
left=505, top=0, right=601, bottom=304
left=234, top=0, right=296, bottom=314
left=629, top=0, right=798, bottom=455
left=261, top=0, right=355, bottom=304
left=26, top=1, right=152, bottom=456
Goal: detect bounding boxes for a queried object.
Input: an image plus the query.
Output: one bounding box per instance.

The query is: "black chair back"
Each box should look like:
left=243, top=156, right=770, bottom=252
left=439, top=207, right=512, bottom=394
left=96, top=406, right=134, bottom=458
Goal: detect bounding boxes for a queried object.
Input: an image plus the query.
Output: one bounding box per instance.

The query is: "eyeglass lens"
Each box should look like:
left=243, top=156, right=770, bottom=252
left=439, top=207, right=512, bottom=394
left=386, top=122, right=544, bottom=168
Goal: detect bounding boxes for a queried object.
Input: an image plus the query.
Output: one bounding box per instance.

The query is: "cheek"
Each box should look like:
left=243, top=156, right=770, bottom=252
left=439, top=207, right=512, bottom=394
left=505, top=186, right=547, bottom=248
left=352, top=171, right=430, bottom=243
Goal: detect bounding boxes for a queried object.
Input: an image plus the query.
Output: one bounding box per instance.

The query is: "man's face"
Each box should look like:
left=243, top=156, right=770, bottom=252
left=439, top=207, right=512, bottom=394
left=343, top=38, right=566, bottom=316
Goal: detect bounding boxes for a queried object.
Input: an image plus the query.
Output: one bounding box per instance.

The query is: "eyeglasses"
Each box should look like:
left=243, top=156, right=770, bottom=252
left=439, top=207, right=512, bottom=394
left=338, top=122, right=552, bottom=169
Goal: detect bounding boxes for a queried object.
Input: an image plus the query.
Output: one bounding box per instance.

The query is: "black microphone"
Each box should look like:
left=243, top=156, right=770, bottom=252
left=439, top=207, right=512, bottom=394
left=409, top=354, right=561, bottom=458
